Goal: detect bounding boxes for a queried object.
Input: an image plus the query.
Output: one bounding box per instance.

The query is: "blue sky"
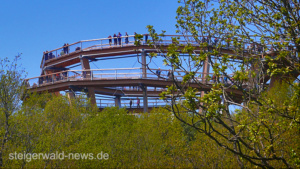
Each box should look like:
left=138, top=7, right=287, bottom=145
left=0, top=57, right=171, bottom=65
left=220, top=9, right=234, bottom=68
left=0, top=0, right=179, bottom=78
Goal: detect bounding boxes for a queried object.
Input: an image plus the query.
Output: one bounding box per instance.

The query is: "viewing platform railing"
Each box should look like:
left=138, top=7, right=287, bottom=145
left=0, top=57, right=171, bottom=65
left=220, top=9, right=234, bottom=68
left=97, top=99, right=167, bottom=109
left=41, top=34, right=296, bottom=69
left=24, top=67, right=234, bottom=89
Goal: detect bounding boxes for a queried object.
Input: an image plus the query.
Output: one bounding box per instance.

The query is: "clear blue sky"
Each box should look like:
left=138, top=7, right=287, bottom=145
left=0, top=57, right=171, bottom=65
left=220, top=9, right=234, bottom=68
left=0, top=0, right=179, bottom=78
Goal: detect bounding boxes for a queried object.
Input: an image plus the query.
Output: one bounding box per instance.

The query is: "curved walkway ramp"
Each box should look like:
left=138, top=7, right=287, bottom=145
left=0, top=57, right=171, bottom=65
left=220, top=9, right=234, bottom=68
left=26, top=34, right=295, bottom=112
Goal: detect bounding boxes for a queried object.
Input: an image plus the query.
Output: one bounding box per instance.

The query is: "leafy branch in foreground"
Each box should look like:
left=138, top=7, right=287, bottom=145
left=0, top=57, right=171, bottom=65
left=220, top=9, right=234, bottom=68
left=145, top=0, right=300, bottom=168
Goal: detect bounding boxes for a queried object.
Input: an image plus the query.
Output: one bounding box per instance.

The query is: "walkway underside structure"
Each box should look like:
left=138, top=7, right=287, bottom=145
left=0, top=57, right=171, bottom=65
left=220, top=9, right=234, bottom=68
left=26, top=34, right=296, bottom=112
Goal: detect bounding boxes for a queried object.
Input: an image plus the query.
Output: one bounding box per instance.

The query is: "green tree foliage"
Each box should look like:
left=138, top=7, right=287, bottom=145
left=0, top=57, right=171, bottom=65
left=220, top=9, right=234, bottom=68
left=0, top=55, right=26, bottom=167
left=2, top=93, right=242, bottom=168
left=0, top=56, right=239, bottom=168
left=0, top=77, right=298, bottom=168
left=5, top=93, right=98, bottom=168
left=143, top=0, right=300, bottom=168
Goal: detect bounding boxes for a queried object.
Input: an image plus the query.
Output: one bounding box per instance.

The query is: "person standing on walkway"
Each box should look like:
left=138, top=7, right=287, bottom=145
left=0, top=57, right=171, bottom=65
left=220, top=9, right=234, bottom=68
left=118, top=32, right=122, bottom=45
left=49, top=52, right=53, bottom=59
left=113, top=34, right=117, bottom=45
left=156, top=67, right=161, bottom=78
left=66, top=43, right=69, bottom=54
left=137, top=97, right=140, bottom=108
left=144, top=33, right=148, bottom=44
left=44, top=51, right=49, bottom=60
left=129, top=99, right=132, bottom=108
left=63, top=43, right=67, bottom=54
left=108, top=35, right=112, bottom=46
left=125, top=32, right=129, bottom=44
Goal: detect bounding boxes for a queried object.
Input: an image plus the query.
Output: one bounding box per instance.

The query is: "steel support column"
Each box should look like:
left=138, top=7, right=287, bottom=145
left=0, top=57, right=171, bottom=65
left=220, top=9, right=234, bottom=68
left=200, top=58, right=210, bottom=113
left=67, top=90, right=75, bottom=105
left=87, top=87, right=96, bottom=105
left=80, top=55, right=96, bottom=105
left=140, top=84, right=148, bottom=113
left=80, top=55, right=91, bottom=78
left=115, top=95, right=121, bottom=107
left=202, top=58, right=210, bottom=83
left=141, top=49, right=147, bottom=78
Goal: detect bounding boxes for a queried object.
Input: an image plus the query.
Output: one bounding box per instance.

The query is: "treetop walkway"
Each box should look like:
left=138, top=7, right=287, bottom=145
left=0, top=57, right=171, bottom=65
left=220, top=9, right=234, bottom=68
left=26, top=67, right=235, bottom=90
left=40, top=34, right=283, bottom=69
left=26, top=34, right=297, bottom=112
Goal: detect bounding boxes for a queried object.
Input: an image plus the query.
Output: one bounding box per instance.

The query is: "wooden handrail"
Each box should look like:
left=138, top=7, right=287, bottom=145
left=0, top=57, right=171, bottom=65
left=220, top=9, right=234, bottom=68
left=44, top=34, right=287, bottom=55
left=25, top=67, right=236, bottom=81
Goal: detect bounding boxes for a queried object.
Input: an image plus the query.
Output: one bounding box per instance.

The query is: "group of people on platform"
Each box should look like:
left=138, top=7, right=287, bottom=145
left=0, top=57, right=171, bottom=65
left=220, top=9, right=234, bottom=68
left=247, top=42, right=264, bottom=54
left=200, top=36, right=219, bottom=46
left=37, top=72, right=68, bottom=85
left=43, top=51, right=55, bottom=61
left=43, top=34, right=297, bottom=63
left=155, top=68, right=173, bottom=80
left=108, top=32, right=129, bottom=46
left=212, top=75, right=230, bottom=84
left=43, top=43, right=71, bottom=61
left=61, top=43, right=70, bottom=55
left=107, top=32, right=157, bottom=46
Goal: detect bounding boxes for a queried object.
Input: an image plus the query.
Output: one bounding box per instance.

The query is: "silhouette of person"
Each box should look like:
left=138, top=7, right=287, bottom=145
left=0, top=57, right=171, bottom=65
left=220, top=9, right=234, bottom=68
left=108, top=35, right=112, bottom=46
left=118, top=32, right=122, bottom=45
left=66, top=43, right=69, bottom=54
left=63, top=43, right=67, bottom=54
left=137, top=97, right=140, bottom=108
left=125, top=32, right=129, bottom=44
left=156, top=67, right=161, bottom=78
left=129, top=99, right=132, bottom=108
left=44, top=51, right=49, bottom=60
left=49, top=52, right=53, bottom=59
left=113, top=34, right=117, bottom=45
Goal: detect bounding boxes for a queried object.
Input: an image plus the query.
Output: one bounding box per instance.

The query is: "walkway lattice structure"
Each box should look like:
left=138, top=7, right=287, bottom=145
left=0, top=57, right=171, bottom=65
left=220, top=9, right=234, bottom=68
left=25, top=34, right=290, bottom=112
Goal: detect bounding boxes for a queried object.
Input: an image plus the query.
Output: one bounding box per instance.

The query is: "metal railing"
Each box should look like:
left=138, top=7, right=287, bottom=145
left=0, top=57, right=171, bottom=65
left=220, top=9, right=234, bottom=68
left=25, top=67, right=235, bottom=89
left=41, top=34, right=293, bottom=67
left=25, top=67, right=142, bottom=88
left=97, top=99, right=167, bottom=109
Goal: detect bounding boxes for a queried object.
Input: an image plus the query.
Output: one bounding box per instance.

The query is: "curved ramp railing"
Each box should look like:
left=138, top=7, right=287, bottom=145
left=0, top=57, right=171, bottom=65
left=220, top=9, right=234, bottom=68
left=25, top=68, right=233, bottom=89
left=41, top=34, right=288, bottom=68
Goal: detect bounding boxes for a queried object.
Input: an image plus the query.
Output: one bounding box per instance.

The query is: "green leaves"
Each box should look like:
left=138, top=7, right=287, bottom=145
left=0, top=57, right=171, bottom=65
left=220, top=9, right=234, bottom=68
left=150, top=0, right=300, bottom=168
left=134, top=34, right=143, bottom=46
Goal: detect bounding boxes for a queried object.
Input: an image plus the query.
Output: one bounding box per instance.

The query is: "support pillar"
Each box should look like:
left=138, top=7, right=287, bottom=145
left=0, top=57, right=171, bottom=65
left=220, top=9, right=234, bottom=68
left=87, top=87, right=96, bottom=105
left=250, top=60, right=259, bottom=89
left=141, top=49, right=147, bottom=78
left=80, top=55, right=96, bottom=105
left=115, top=95, right=121, bottom=107
left=202, top=58, right=210, bottom=83
left=250, top=59, right=263, bottom=93
left=199, top=58, right=210, bottom=113
left=140, top=84, right=148, bottom=113
left=67, top=91, right=75, bottom=105
left=80, top=56, right=91, bottom=78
